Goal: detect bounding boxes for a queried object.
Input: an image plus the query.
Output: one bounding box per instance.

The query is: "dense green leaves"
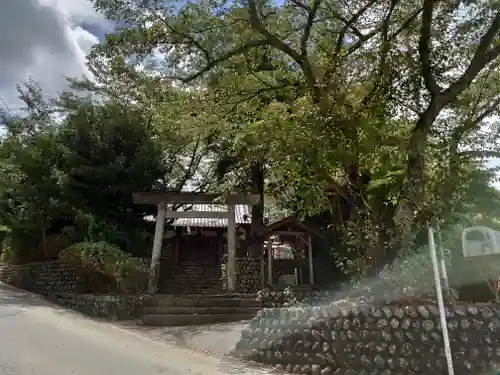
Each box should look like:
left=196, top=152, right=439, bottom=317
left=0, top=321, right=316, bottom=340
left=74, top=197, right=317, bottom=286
left=57, top=99, right=164, bottom=225
left=60, top=241, right=148, bottom=293
left=2, top=0, right=500, bottom=282
left=85, top=0, right=500, bottom=273
left=0, top=81, right=206, bottom=261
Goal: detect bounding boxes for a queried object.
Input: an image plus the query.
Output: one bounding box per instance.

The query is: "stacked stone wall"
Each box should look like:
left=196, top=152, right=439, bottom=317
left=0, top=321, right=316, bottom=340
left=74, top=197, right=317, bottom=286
left=50, top=293, right=144, bottom=320
left=257, top=287, right=338, bottom=308
left=0, top=261, right=80, bottom=294
left=233, top=301, right=500, bottom=374
left=237, top=257, right=261, bottom=293
left=0, top=261, right=144, bottom=320
left=221, top=256, right=262, bottom=293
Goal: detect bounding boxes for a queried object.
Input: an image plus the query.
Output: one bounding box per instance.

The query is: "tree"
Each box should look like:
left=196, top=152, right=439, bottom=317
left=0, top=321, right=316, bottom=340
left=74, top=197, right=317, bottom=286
left=0, top=83, right=69, bottom=262
left=0, top=77, right=213, bottom=259
left=86, top=0, right=500, bottom=272
left=57, top=97, right=165, bottom=227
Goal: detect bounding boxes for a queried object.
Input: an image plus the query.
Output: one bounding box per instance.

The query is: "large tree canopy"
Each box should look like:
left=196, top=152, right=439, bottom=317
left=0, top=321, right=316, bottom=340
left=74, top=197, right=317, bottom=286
left=0, top=81, right=212, bottom=260
left=84, top=0, right=500, bottom=272
left=1, top=0, right=500, bottom=280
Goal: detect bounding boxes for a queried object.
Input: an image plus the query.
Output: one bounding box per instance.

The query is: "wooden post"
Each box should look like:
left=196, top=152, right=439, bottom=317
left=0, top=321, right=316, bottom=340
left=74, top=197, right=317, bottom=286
left=267, top=238, right=273, bottom=285
left=308, top=234, right=314, bottom=285
left=260, top=250, right=265, bottom=287
left=148, top=202, right=166, bottom=294
left=174, top=228, right=180, bottom=266
left=227, top=203, right=237, bottom=291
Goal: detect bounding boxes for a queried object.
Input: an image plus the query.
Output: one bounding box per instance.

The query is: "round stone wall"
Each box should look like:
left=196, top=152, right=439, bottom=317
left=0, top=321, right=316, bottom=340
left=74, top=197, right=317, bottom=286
left=233, top=301, right=500, bottom=374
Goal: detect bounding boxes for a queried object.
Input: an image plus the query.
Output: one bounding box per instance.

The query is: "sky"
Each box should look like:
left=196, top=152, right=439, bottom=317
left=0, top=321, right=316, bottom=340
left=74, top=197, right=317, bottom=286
left=0, top=0, right=112, bottom=113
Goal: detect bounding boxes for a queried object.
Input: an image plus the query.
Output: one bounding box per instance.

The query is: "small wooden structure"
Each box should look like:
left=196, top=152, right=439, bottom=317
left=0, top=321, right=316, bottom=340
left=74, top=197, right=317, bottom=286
left=133, top=192, right=260, bottom=294
left=258, top=216, right=319, bottom=287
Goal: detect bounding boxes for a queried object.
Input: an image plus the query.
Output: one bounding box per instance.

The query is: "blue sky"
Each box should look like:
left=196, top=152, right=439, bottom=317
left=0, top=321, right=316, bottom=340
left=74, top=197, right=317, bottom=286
left=0, top=0, right=111, bottom=113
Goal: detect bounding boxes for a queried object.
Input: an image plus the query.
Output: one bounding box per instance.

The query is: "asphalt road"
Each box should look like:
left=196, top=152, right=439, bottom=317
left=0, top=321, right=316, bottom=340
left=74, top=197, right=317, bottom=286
left=0, top=283, right=266, bottom=375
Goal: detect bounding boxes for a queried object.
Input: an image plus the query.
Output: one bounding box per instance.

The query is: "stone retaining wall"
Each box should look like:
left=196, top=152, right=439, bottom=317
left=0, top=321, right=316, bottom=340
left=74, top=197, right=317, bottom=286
left=257, top=287, right=338, bottom=308
left=233, top=301, right=500, bottom=374
left=221, top=256, right=262, bottom=293
left=50, top=293, right=144, bottom=320
left=237, top=257, right=261, bottom=293
left=0, top=261, right=81, bottom=294
left=0, top=261, right=144, bottom=321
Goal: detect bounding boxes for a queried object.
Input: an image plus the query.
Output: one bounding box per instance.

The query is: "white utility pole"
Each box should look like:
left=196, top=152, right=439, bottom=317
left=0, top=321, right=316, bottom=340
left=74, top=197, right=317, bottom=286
left=428, top=224, right=455, bottom=375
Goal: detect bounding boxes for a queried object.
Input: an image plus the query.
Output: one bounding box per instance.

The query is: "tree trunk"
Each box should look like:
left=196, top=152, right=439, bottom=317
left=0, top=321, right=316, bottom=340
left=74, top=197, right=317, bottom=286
left=249, top=163, right=265, bottom=257
left=395, top=99, right=442, bottom=247
left=42, top=227, right=48, bottom=259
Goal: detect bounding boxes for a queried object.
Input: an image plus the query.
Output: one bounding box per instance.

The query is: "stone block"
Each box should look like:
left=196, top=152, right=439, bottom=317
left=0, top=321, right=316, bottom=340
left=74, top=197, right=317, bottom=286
left=233, top=301, right=500, bottom=374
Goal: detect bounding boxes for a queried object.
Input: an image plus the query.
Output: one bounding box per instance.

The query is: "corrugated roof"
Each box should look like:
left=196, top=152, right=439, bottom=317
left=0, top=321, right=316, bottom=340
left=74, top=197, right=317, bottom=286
left=173, top=204, right=251, bottom=227
left=145, top=204, right=252, bottom=228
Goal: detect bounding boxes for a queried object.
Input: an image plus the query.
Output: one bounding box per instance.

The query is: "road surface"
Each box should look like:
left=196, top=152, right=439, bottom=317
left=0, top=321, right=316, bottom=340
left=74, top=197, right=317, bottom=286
left=0, top=283, right=267, bottom=375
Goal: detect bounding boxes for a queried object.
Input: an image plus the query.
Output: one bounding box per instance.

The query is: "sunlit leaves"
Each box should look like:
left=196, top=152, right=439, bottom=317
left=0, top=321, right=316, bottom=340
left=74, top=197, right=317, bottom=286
left=85, top=0, right=500, bottom=274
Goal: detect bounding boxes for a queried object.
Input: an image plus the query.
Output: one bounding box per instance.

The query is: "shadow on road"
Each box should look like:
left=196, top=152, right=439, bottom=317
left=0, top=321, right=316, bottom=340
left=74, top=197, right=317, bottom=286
left=0, top=283, right=272, bottom=374
left=116, top=321, right=275, bottom=374
left=0, top=282, right=68, bottom=312
left=123, top=320, right=249, bottom=356
left=0, top=282, right=250, bottom=358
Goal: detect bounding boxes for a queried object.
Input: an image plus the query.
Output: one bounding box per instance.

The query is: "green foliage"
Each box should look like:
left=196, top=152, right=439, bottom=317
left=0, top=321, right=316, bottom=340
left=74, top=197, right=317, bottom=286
left=72, top=212, right=153, bottom=257
left=0, top=84, right=70, bottom=261
left=0, top=83, right=176, bottom=261
left=0, top=236, right=14, bottom=264
left=4, top=0, right=500, bottom=287
left=60, top=241, right=148, bottom=294
left=56, top=97, right=164, bottom=227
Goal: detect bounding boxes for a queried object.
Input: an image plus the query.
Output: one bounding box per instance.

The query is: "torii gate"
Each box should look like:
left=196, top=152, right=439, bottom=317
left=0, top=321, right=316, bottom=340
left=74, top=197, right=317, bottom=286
left=132, top=192, right=260, bottom=294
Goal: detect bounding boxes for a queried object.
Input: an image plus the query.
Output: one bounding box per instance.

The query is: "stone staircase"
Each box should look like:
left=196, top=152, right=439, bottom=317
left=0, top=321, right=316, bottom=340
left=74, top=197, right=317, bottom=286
left=138, top=293, right=262, bottom=326
left=158, top=261, right=223, bottom=294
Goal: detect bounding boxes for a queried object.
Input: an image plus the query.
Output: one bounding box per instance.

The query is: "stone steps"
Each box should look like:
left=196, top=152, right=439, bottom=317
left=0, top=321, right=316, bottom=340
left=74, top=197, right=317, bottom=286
left=142, top=305, right=262, bottom=315
left=159, top=261, right=223, bottom=294
left=144, top=294, right=261, bottom=307
left=161, top=286, right=224, bottom=294
left=138, top=293, right=262, bottom=326
left=138, top=312, right=256, bottom=326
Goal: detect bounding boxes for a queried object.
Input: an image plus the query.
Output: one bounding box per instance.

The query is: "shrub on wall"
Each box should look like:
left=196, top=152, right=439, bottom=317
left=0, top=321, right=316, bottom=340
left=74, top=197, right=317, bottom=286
left=60, top=241, right=147, bottom=294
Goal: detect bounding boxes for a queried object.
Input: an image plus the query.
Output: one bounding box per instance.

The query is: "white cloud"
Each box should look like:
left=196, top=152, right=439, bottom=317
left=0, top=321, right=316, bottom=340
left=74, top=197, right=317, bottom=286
left=38, top=0, right=108, bottom=25
left=0, top=0, right=109, bottom=113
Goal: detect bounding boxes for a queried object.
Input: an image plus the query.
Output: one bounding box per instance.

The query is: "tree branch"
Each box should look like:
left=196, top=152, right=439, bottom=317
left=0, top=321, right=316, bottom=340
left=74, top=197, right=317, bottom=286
left=171, top=39, right=268, bottom=82
left=403, top=10, right=500, bottom=214
left=459, top=150, right=500, bottom=159
left=288, top=0, right=310, bottom=12
left=419, top=0, right=440, bottom=95
left=330, top=0, right=377, bottom=61
left=322, top=0, right=390, bottom=85
left=341, top=6, right=423, bottom=63
left=443, top=12, right=500, bottom=102
left=363, top=0, right=400, bottom=105
left=246, top=0, right=320, bottom=101
left=300, top=0, right=322, bottom=57
left=330, top=9, right=368, bottom=42
left=174, top=137, right=203, bottom=191
left=224, top=84, right=297, bottom=106
left=146, top=8, right=212, bottom=62
left=388, top=7, right=424, bottom=42
left=247, top=0, right=302, bottom=63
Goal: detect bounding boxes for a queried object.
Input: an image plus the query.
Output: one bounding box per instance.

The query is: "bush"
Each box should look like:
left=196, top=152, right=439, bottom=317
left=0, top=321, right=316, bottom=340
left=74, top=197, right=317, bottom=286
left=0, top=234, right=37, bottom=265
left=0, top=236, right=14, bottom=264
left=60, top=241, right=148, bottom=294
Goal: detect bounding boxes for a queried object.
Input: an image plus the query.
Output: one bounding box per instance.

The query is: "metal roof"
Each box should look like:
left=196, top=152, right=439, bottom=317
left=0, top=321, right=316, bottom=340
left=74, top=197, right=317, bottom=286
left=145, top=204, right=252, bottom=228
